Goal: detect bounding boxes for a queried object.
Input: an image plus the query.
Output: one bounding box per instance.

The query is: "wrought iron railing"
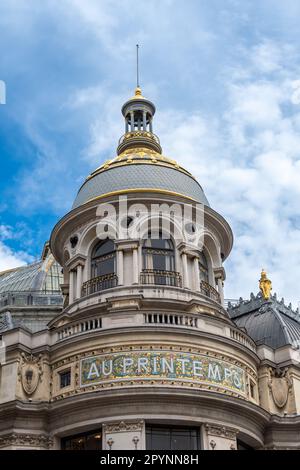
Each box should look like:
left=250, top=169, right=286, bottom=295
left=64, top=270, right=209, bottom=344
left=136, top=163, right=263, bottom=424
left=140, top=269, right=182, bottom=287
left=81, top=273, right=118, bottom=297
left=200, top=280, right=221, bottom=303
left=0, top=291, right=63, bottom=307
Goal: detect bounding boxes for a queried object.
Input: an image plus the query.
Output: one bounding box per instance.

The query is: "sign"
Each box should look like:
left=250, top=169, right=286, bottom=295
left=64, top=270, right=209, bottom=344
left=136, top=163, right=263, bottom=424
left=80, top=350, right=246, bottom=394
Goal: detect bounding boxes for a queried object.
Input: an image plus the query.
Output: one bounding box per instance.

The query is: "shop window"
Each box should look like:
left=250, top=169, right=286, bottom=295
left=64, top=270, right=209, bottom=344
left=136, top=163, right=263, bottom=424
left=146, top=425, right=200, bottom=450
left=62, top=430, right=102, bottom=450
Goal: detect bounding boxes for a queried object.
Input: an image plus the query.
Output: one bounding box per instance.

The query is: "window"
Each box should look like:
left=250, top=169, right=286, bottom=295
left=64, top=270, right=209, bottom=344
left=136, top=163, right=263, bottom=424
left=62, top=430, right=102, bottom=450
left=199, top=252, right=209, bottom=283
left=91, top=239, right=116, bottom=278
left=143, top=236, right=175, bottom=272
left=146, top=425, right=200, bottom=450
left=249, top=380, right=256, bottom=399
left=59, top=369, right=71, bottom=388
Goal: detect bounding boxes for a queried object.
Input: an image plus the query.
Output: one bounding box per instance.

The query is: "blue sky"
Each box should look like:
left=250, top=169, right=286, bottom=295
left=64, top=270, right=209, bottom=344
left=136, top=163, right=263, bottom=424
left=1, top=0, right=300, bottom=305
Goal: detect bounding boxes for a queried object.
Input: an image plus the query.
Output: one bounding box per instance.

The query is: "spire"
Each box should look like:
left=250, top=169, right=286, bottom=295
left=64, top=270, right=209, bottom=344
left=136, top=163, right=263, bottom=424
left=259, top=269, right=272, bottom=300
left=116, top=45, right=162, bottom=155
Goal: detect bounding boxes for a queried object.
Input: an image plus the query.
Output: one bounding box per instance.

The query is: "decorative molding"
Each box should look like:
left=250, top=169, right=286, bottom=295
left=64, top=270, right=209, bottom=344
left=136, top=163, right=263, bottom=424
left=268, top=367, right=292, bottom=409
left=0, top=433, right=53, bottom=449
left=18, top=353, right=43, bottom=396
left=205, top=423, right=238, bottom=440
left=103, top=420, right=144, bottom=434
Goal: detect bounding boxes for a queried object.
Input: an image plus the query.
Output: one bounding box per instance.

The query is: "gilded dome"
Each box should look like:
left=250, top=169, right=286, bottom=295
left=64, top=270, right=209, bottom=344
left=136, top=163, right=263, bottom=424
left=72, top=89, right=210, bottom=210
left=72, top=147, right=209, bottom=209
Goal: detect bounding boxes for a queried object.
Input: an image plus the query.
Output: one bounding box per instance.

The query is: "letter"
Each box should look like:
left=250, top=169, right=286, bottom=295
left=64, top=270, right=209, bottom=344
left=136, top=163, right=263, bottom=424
left=193, top=360, right=203, bottom=377
left=233, top=373, right=242, bottom=389
left=87, top=362, right=100, bottom=379
left=224, top=368, right=232, bottom=381
left=96, top=202, right=117, bottom=240
left=152, top=355, right=159, bottom=374
left=161, top=357, right=174, bottom=374
left=102, top=359, right=113, bottom=376
left=208, top=363, right=221, bottom=381
left=138, top=357, right=149, bottom=373
left=123, top=357, right=134, bottom=374
left=177, top=358, right=190, bottom=374
left=127, top=457, right=135, bottom=468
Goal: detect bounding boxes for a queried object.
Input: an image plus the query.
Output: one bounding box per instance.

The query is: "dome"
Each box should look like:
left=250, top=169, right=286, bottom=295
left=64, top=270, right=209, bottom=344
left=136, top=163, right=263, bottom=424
left=0, top=245, right=63, bottom=295
left=72, top=88, right=210, bottom=210
left=228, top=292, right=300, bottom=349
left=72, top=147, right=209, bottom=209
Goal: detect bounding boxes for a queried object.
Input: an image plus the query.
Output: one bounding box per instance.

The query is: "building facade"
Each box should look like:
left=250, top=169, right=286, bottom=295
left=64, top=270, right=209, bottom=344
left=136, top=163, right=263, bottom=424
left=1, top=88, right=300, bottom=450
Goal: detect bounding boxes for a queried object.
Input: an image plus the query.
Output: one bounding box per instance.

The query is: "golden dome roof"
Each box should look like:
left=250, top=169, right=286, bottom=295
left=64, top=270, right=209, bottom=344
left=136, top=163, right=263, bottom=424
left=86, top=147, right=195, bottom=181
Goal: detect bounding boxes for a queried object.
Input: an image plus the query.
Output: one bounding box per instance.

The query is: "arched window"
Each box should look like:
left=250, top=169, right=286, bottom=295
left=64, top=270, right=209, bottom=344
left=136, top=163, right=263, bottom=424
left=141, top=235, right=181, bottom=287
left=199, top=252, right=209, bottom=283
left=91, top=239, right=116, bottom=278
left=82, top=239, right=117, bottom=295
left=143, top=236, right=175, bottom=271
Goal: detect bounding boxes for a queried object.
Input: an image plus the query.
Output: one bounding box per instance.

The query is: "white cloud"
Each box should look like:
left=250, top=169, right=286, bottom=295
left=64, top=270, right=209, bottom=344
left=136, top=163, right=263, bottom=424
left=0, top=241, right=33, bottom=272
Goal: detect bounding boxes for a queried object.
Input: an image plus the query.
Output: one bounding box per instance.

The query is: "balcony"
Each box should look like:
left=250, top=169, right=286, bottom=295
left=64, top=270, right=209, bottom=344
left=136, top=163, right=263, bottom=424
left=81, top=273, right=118, bottom=297
left=140, top=269, right=182, bottom=288
left=200, top=280, right=221, bottom=303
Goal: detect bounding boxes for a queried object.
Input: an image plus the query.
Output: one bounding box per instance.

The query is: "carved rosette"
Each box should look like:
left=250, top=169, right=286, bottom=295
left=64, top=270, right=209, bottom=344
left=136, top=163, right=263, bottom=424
left=18, top=353, right=43, bottom=396
left=268, top=367, right=292, bottom=409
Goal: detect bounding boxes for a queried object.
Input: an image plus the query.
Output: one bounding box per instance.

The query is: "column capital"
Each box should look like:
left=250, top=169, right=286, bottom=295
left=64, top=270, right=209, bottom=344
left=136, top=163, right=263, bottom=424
left=213, top=266, right=226, bottom=281
left=65, top=254, right=87, bottom=271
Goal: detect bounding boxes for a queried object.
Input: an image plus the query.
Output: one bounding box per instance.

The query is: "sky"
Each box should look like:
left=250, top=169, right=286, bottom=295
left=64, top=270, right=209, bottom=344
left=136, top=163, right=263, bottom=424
left=1, top=0, right=300, bottom=305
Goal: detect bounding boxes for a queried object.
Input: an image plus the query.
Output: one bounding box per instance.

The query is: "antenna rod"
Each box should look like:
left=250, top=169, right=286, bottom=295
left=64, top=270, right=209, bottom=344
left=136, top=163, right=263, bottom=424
left=136, top=44, right=140, bottom=88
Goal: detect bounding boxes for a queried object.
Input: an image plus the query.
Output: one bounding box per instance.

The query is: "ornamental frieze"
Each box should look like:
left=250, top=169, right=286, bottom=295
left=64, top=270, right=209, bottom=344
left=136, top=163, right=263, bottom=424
left=0, top=433, right=53, bottom=449
left=80, top=349, right=246, bottom=395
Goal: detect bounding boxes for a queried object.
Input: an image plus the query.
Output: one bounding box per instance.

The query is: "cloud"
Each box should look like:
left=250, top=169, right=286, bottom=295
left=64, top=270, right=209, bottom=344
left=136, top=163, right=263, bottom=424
left=0, top=241, right=34, bottom=271
left=1, top=2, right=300, bottom=308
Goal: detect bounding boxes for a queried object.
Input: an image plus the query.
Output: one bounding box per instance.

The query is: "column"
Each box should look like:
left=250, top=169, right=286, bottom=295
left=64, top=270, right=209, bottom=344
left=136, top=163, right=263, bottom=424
left=132, top=248, right=139, bottom=284
left=117, top=250, right=124, bottom=285
left=130, top=111, right=134, bottom=131
left=143, top=111, right=147, bottom=130
left=149, top=117, right=153, bottom=133
left=125, top=116, right=129, bottom=133
left=181, top=253, right=189, bottom=289
left=193, top=257, right=200, bottom=291
left=217, top=277, right=225, bottom=306
left=69, top=270, right=74, bottom=305
left=76, top=264, right=83, bottom=299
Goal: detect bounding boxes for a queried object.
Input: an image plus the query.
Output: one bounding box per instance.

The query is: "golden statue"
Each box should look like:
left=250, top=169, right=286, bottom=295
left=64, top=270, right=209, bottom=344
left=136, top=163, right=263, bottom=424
left=259, top=269, right=272, bottom=300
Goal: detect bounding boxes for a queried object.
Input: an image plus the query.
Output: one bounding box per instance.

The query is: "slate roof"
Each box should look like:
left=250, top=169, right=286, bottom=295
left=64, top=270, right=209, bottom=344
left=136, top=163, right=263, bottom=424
left=228, top=293, right=300, bottom=349
left=72, top=158, right=209, bottom=209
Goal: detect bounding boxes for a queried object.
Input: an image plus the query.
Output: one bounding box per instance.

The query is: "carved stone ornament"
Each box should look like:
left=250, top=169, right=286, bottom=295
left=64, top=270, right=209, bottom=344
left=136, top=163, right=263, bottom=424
left=205, top=424, right=238, bottom=440
left=268, top=367, right=292, bottom=409
left=18, top=353, right=43, bottom=396
left=0, top=433, right=53, bottom=449
left=103, top=420, right=144, bottom=434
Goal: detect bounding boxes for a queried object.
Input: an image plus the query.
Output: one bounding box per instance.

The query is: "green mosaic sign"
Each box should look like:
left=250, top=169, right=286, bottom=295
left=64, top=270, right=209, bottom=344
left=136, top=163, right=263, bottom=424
left=80, top=350, right=246, bottom=394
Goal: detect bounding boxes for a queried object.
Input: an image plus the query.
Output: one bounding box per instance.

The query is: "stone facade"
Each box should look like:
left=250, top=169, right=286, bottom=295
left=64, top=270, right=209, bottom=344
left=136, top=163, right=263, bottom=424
left=0, top=87, right=300, bottom=450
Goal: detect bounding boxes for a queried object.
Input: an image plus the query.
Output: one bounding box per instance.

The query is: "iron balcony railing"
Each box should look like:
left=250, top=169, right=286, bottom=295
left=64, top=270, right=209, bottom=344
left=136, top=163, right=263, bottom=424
left=81, top=273, right=118, bottom=297
left=200, top=280, right=221, bottom=303
left=140, top=269, right=182, bottom=288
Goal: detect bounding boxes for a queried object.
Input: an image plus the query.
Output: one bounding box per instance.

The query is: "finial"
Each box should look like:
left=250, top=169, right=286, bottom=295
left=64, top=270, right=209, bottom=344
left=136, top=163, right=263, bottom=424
left=259, top=269, right=272, bottom=300
left=135, top=87, right=142, bottom=97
